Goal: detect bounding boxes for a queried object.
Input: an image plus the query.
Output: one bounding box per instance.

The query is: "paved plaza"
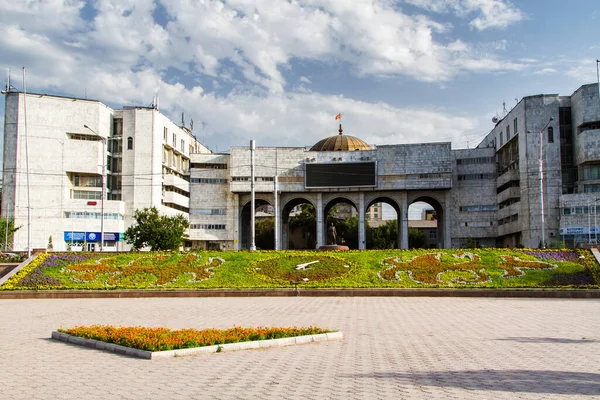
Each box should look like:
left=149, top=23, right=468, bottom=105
left=1, top=296, right=599, bottom=399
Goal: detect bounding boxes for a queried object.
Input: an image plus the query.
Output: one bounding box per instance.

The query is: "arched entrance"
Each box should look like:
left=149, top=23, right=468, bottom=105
left=365, top=197, right=400, bottom=249
left=324, top=197, right=359, bottom=248
left=282, top=198, right=316, bottom=250
left=408, top=196, right=444, bottom=248
left=240, top=199, right=274, bottom=249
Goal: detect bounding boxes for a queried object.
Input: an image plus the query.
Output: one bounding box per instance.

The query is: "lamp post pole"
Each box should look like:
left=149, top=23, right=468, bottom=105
left=595, top=198, right=600, bottom=246
left=250, top=140, right=256, bottom=251
left=588, top=200, right=592, bottom=244
left=84, top=125, right=106, bottom=251
left=529, top=117, right=554, bottom=248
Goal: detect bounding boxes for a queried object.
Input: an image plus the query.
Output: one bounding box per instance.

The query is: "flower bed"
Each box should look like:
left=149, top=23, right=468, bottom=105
left=1, top=248, right=598, bottom=290
left=59, top=325, right=330, bottom=352
left=251, top=254, right=354, bottom=284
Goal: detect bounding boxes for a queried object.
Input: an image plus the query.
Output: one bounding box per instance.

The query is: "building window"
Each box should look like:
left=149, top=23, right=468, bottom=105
left=548, top=127, right=554, bottom=143
left=429, top=230, right=436, bottom=239
left=459, top=205, right=498, bottom=212
left=64, top=211, right=123, bottom=220
left=190, top=224, right=227, bottom=230
left=457, top=173, right=496, bottom=181
left=583, top=165, right=600, bottom=180
left=191, top=163, right=228, bottom=169
left=181, top=139, right=185, bottom=153
left=584, top=184, right=600, bottom=193
left=190, top=209, right=226, bottom=215
left=513, top=118, right=518, bottom=135
left=127, top=137, right=133, bottom=150
left=499, top=132, right=503, bottom=146
left=190, top=178, right=228, bottom=184
left=507, top=125, right=510, bottom=139
left=164, top=127, right=167, bottom=141
left=67, top=133, right=104, bottom=142
left=173, top=133, right=176, bottom=148
left=72, top=190, right=102, bottom=200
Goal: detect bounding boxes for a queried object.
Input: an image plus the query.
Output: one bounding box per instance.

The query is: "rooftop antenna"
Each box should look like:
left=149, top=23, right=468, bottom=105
left=181, top=112, right=185, bottom=127
left=501, top=101, right=507, bottom=117
left=190, top=119, right=194, bottom=131
left=2, top=68, right=12, bottom=94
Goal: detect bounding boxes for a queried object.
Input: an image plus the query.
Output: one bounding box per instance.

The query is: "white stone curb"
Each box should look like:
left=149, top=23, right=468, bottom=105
left=51, top=330, right=343, bottom=360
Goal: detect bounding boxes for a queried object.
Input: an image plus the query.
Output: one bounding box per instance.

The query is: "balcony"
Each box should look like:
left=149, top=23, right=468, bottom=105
left=497, top=168, right=519, bottom=188
left=163, top=191, right=189, bottom=209
left=163, top=174, right=190, bottom=193
left=497, top=187, right=520, bottom=204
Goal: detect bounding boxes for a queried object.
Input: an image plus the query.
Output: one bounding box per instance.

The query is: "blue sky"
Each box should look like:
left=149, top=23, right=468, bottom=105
left=1, top=0, right=599, bottom=218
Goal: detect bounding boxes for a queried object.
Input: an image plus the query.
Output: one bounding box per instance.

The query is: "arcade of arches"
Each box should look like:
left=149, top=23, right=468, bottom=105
left=239, top=192, right=449, bottom=250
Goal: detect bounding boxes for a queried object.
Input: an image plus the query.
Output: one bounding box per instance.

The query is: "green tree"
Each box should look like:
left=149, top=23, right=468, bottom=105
left=367, top=219, right=398, bottom=249
left=288, top=203, right=316, bottom=233
left=408, top=227, right=426, bottom=249
left=124, top=207, right=189, bottom=251
left=0, top=218, right=20, bottom=251
left=255, top=217, right=274, bottom=250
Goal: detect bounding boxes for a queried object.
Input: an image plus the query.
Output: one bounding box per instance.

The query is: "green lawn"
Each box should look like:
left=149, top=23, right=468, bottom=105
left=2, top=248, right=598, bottom=290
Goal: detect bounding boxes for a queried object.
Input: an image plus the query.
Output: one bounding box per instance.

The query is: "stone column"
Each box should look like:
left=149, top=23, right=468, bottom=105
left=233, top=194, right=241, bottom=250
left=443, top=195, right=451, bottom=249
left=316, top=193, right=323, bottom=248
left=400, top=192, right=408, bottom=249
left=359, top=192, right=366, bottom=249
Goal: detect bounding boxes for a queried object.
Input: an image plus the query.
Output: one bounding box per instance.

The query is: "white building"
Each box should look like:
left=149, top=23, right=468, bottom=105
left=1, top=92, right=209, bottom=251
left=3, top=82, right=600, bottom=252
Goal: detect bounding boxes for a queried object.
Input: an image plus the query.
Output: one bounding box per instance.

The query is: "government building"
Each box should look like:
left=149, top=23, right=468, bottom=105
left=2, top=83, right=600, bottom=251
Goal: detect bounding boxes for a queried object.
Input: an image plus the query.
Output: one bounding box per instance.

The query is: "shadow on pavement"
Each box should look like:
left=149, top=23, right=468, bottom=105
left=496, top=337, right=598, bottom=344
left=342, top=370, right=600, bottom=395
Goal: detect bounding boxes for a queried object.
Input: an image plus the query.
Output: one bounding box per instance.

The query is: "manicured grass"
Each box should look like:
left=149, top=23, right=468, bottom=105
left=2, top=248, right=598, bottom=290
left=59, top=325, right=330, bottom=352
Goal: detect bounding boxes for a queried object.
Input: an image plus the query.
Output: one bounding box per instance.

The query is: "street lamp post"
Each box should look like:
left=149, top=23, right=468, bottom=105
left=528, top=117, right=554, bottom=249
left=588, top=200, right=592, bottom=244
left=595, top=198, right=600, bottom=246
left=83, top=125, right=106, bottom=251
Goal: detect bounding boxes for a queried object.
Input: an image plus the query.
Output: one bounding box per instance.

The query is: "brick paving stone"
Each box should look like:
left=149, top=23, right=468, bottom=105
left=0, top=297, right=599, bottom=399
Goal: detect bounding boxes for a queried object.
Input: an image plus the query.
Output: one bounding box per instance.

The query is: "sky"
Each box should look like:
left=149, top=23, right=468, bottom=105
left=1, top=0, right=600, bottom=219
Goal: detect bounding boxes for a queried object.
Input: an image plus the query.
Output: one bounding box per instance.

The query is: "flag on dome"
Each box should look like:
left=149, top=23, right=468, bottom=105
left=335, top=113, right=341, bottom=120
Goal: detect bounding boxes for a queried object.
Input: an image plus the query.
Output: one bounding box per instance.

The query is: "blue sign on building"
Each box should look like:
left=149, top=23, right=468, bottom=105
left=64, top=232, right=122, bottom=242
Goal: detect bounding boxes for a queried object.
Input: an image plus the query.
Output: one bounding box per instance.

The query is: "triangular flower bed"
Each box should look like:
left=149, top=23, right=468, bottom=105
left=52, top=325, right=342, bottom=359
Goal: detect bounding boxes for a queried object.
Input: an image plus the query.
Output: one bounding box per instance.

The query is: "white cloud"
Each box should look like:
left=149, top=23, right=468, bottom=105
left=0, top=0, right=527, bottom=95
left=0, top=0, right=520, bottom=153
left=153, top=0, right=526, bottom=87
left=404, top=0, right=524, bottom=30
left=146, top=83, right=476, bottom=151
left=0, top=0, right=85, bottom=34
left=534, top=68, right=557, bottom=75
left=566, top=60, right=599, bottom=83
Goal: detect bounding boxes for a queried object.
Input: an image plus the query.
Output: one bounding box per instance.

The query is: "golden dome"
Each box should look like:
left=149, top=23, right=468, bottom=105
left=310, top=125, right=372, bottom=151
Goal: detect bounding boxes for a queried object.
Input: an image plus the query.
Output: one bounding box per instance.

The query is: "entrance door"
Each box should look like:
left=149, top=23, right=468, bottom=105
left=86, top=243, right=96, bottom=252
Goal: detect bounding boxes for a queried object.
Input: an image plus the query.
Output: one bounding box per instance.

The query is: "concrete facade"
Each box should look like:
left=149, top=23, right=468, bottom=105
left=1, top=92, right=209, bottom=251
left=3, top=82, right=600, bottom=251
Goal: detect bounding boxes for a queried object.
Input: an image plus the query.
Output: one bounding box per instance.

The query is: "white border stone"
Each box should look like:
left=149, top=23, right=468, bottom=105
left=51, top=331, right=343, bottom=360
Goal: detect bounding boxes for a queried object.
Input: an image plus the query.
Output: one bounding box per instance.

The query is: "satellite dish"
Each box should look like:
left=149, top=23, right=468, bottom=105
left=492, top=116, right=499, bottom=124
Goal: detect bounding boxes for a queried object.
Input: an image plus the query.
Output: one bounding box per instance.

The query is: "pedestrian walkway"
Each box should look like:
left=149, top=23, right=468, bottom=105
left=1, top=297, right=599, bottom=399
